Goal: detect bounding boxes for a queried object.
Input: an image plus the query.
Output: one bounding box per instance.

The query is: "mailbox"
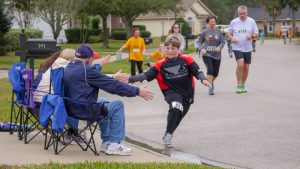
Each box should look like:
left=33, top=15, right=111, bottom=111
left=27, top=39, right=61, bottom=59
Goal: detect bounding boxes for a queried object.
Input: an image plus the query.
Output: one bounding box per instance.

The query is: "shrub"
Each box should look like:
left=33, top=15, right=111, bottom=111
left=132, top=25, right=146, bottom=31
left=88, top=29, right=101, bottom=36
left=65, top=28, right=81, bottom=43
left=175, top=18, right=192, bottom=36
left=91, top=17, right=100, bottom=29
left=65, top=28, right=101, bottom=43
left=111, top=29, right=127, bottom=40
left=4, top=29, right=43, bottom=50
left=140, top=30, right=151, bottom=38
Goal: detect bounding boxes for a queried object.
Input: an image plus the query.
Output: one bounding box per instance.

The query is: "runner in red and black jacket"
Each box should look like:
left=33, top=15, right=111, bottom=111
left=129, top=37, right=211, bottom=147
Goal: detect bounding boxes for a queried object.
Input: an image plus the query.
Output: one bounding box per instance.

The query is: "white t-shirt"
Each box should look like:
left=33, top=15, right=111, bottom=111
left=228, top=17, right=258, bottom=52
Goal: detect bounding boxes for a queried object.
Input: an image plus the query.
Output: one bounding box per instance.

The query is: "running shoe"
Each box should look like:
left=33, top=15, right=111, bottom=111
left=162, top=133, right=173, bottom=148
left=241, top=86, right=247, bottom=93
left=105, top=143, right=132, bottom=156
left=100, top=142, right=109, bottom=152
left=208, top=87, right=214, bottom=95
left=236, top=86, right=243, bottom=93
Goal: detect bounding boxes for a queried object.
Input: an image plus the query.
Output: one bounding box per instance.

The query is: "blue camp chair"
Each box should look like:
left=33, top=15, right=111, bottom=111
left=8, top=62, right=25, bottom=139
left=41, top=67, right=106, bottom=155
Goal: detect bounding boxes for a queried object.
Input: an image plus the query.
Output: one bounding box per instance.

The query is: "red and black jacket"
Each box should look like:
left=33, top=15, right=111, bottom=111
left=144, top=54, right=206, bottom=102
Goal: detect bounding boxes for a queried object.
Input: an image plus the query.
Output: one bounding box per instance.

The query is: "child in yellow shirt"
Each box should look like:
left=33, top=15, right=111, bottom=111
left=145, top=44, right=166, bottom=67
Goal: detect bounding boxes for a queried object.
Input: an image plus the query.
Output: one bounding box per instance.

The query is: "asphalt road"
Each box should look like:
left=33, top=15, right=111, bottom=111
left=102, top=39, right=300, bottom=169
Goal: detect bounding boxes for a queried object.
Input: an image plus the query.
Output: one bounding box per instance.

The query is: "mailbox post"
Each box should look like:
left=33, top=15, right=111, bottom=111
left=19, top=29, right=27, bottom=62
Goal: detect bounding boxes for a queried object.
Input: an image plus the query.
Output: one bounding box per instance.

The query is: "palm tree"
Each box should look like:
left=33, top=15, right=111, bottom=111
left=280, top=0, right=300, bottom=28
left=265, top=0, right=282, bottom=35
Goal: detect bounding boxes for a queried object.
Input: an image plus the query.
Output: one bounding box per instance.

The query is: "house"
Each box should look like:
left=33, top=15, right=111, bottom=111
left=246, top=7, right=300, bottom=34
left=133, top=0, right=215, bottom=37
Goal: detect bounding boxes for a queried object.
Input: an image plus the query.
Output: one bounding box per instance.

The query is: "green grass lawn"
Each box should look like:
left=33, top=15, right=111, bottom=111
left=0, top=78, right=12, bottom=122
left=4, top=161, right=221, bottom=169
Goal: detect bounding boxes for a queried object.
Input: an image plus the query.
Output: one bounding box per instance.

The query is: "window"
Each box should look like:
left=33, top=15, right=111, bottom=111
left=268, top=22, right=273, bottom=32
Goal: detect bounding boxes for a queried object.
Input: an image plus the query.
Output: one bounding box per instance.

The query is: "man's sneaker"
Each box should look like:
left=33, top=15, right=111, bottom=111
left=105, top=143, right=132, bottom=156
left=235, top=86, right=243, bottom=93
left=162, top=133, right=172, bottom=148
left=100, top=142, right=109, bottom=152
left=241, top=86, right=247, bottom=93
left=208, top=87, right=214, bottom=95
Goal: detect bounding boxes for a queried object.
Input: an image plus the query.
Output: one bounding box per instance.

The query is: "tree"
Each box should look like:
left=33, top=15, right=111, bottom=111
left=8, top=0, right=37, bottom=29
left=280, top=0, right=300, bottom=28
left=36, top=0, right=83, bottom=40
left=76, top=10, right=90, bottom=44
left=265, top=0, right=282, bottom=35
left=0, top=0, right=12, bottom=55
left=113, top=0, right=181, bottom=38
left=85, top=0, right=114, bottom=48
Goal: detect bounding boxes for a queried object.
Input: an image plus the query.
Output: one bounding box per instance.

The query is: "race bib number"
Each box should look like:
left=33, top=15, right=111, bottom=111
left=207, top=46, right=216, bottom=52
left=171, top=101, right=183, bottom=111
left=133, top=48, right=140, bottom=53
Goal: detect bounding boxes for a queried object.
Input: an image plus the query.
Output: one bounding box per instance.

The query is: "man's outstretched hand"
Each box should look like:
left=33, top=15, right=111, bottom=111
left=113, top=70, right=130, bottom=83
left=138, top=85, right=154, bottom=101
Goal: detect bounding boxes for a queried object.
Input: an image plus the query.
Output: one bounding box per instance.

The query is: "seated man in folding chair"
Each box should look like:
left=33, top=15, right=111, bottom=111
left=63, top=44, right=154, bottom=156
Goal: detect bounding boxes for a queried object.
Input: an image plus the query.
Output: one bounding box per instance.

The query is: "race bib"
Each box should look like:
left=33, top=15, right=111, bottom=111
left=171, top=101, right=183, bottom=111
left=133, top=48, right=140, bottom=53
left=207, top=46, right=216, bottom=52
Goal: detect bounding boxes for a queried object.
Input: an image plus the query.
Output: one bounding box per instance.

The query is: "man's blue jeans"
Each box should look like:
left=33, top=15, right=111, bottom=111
left=98, top=98, right=125, bottom=143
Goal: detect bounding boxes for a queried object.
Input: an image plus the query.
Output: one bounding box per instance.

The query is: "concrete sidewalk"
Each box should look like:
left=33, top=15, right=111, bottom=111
left=0, top=132, right=180, bottom=165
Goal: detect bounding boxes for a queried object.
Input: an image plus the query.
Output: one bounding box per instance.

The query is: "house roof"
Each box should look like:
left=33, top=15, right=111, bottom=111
left=239, top=7, right=300, bottom=21
left=136, top=0, right=214, bottom=19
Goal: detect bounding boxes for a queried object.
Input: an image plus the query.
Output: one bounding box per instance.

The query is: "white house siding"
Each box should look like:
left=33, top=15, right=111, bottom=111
left=133, top=1, right=213, bottom=37
left=133, top=19, right=175, bottom=37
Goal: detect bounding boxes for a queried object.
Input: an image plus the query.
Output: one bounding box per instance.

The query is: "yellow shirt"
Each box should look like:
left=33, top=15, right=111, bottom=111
left=150, top=50, right=167, bottom=62
left=125, top=37, right=145, bottom=61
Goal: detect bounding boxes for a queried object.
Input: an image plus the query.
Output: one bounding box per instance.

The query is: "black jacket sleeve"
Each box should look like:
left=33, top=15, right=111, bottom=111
left=189, top=62, right=206, bottom=83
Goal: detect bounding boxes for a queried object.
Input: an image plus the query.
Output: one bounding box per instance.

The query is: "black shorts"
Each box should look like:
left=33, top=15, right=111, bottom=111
left=233, top=50, right=252, bottom=64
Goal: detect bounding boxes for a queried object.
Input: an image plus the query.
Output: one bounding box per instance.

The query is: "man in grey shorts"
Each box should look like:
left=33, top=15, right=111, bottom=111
left=226, top=5, right=258, bottom=93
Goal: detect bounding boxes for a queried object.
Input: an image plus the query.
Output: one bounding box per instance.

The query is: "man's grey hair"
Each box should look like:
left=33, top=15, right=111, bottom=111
left=238, top=5, right=247, bottom=12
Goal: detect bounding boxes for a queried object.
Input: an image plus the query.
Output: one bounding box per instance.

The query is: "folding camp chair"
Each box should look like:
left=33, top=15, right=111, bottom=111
left=21, top=69, right=48, bottom=144
left=41, top=67, right=106, bottom=155
left=8, top=62, right=26, bottom=139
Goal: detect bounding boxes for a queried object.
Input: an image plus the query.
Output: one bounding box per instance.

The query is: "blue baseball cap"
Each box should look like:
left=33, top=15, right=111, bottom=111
left=75, top=44, right=94, bottom=58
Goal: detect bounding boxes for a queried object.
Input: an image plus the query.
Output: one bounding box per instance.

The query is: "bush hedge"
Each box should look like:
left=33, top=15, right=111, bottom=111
left=91, top=17, right=100, bottom=29
left=111, top=28, right=151, bottom=40
left=141, top=30, right=151, bottom=38
left=65, top=28, right=102, bottom=43
left=4, top=29, right=43, bottom=50
left=111, top=29, right=127, bottom=40
left=132, top=25, right=146, bottom=31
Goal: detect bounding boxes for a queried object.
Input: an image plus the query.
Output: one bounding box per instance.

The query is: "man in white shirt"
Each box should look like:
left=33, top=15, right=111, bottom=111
left=226, top=5, right=258, bottom=93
